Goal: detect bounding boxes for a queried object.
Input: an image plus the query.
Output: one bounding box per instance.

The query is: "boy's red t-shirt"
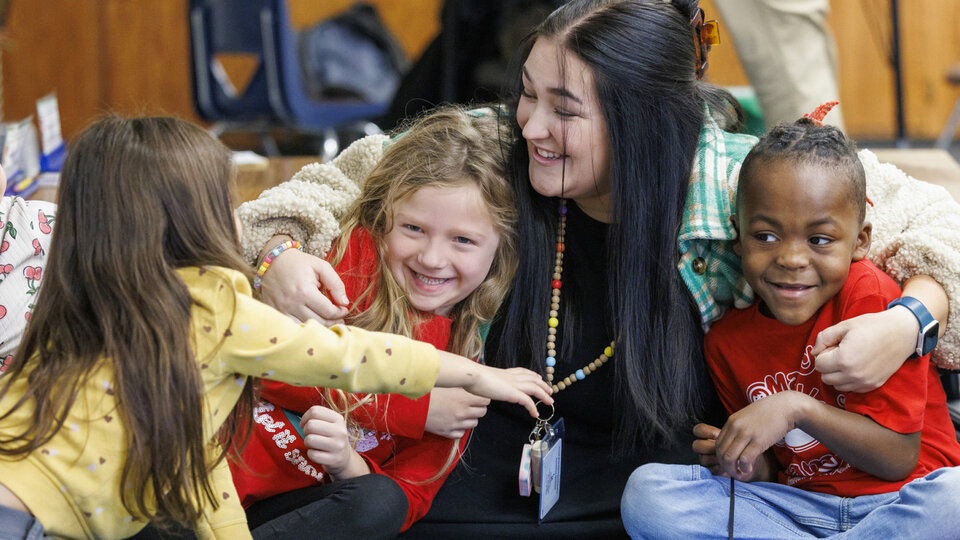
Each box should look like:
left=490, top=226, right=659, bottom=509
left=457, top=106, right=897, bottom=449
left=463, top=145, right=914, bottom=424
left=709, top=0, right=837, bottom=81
left=705, top=259, right=960, bottom=496
left=230, top=228, right=464, bottom=531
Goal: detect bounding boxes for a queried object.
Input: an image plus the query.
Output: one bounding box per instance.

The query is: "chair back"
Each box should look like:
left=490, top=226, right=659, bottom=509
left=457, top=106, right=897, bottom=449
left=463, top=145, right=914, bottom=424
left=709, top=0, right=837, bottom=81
left=261, top=0, right=388, bottom=129
left=189, top=0, right=388, bottom=134
left=189, top=0, right=273, bottom=122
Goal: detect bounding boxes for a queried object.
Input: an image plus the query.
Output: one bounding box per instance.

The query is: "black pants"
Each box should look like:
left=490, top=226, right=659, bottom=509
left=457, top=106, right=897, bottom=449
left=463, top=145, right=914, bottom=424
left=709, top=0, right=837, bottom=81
left=247, top=474, right=408, bottom=540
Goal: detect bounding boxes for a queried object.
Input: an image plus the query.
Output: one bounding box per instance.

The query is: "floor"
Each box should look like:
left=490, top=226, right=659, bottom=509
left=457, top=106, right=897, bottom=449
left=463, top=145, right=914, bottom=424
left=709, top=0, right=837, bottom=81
left=861, top=138, right=960, bottom=163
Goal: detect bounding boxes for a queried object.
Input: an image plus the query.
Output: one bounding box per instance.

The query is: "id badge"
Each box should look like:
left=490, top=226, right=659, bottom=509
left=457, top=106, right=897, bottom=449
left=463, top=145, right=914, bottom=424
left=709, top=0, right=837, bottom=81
left=518, top=443, right=533, bottom=497
left=537, top=417, right=564, bottom=522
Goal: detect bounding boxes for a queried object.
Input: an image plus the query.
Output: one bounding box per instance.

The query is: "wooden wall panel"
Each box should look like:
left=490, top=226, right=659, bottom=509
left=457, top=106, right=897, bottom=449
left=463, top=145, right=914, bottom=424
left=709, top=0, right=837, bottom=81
left=700, top=0, right=960, bottom=140
left=99, top=1, right=198, bottom=124
left=899, top=1, right=960, bottom=140
left=830, top=1, right=897, bottom=137
left=1, top=1, right=104, bottom=138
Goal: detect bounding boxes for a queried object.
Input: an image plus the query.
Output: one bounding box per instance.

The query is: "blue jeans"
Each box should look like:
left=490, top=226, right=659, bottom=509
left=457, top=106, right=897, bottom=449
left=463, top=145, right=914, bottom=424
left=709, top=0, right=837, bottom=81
left=621, top=463, right=960, bottom=539
left=0, top=505, right=49, bottom=540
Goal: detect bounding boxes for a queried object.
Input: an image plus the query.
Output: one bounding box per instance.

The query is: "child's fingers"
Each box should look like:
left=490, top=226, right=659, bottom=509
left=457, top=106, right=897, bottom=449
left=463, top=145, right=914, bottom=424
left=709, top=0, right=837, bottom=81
left=507, top=368, right=554, bottom=404
left=736, top=443, right=766, bottom=480
left=693, top=423, right=721, bottom=440
left=311, top=258, right=350, bottom=307
left=300, top=405, right=342, bottom=428
left=691, top=437, right=717, bottom=459
left=301, top=295, right=348, bottom=326
left=716, top=429, right=750, bottom=478
left=515, top=392, right=540, bottom=418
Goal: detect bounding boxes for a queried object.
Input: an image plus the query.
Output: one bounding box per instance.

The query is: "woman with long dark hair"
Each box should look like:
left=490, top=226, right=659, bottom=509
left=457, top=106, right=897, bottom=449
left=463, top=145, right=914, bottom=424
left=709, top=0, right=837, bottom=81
left=239, top=1, right=960, bottom=536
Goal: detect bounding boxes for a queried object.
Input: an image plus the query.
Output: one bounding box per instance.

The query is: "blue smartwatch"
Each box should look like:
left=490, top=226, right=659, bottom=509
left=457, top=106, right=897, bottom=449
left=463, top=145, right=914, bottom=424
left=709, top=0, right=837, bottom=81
left=887, top=296, right=939, bottom=358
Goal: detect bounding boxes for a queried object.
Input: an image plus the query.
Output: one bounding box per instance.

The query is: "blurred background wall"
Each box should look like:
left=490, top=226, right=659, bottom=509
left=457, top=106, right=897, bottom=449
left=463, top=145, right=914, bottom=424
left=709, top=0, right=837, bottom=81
left=2, top=0, right=958, bottom=143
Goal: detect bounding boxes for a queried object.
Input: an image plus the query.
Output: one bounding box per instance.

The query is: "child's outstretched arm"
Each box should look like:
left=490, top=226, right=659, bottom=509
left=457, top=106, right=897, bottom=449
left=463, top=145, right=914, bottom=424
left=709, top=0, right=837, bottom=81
left=193, top=268, right=551, bottom=414
left=435, top=350, right=553, bottom=418
left=715, top=390, right=920, bottom=482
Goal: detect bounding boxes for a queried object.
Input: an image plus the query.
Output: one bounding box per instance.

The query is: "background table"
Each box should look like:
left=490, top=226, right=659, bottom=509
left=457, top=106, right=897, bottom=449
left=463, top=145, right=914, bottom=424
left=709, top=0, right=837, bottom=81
left=28, top=156, right=321, bottom=205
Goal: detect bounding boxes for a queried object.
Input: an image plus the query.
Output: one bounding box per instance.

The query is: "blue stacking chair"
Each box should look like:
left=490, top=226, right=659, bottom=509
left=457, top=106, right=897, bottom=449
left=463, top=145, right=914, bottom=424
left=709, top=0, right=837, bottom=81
left=189, top=0, right=388, bottom=156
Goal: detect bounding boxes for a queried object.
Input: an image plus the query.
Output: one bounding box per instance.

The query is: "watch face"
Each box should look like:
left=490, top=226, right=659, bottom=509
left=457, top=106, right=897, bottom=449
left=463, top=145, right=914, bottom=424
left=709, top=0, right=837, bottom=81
left=922, top=321, right=940, bottom=356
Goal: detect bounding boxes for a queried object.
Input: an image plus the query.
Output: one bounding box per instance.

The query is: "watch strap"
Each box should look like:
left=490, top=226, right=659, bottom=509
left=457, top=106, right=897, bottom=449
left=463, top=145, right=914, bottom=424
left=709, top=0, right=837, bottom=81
left=887, top=296, right=939, bottom=358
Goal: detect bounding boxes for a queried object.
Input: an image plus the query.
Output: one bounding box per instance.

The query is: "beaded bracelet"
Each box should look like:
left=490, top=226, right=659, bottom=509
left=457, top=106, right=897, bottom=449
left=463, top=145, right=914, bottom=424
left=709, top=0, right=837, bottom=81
left=253, top=240, right=302, bottom=291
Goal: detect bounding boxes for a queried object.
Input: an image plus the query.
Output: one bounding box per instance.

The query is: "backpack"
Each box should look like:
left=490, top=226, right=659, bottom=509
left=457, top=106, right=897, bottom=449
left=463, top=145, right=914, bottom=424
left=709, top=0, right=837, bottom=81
left=298, top=2, right=407, bottom=103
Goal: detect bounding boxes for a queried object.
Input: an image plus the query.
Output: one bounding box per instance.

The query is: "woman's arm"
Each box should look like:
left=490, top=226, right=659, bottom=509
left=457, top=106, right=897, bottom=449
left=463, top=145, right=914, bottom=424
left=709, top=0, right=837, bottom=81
left=860, top=150, right=960, bottom=369
left=716, top=391, right=920, bottom=482
left=809, top=150, right=960, bottom=391
left=236, top=134, right=388, bottom=265
left=814, top=276, right=948, bottom=392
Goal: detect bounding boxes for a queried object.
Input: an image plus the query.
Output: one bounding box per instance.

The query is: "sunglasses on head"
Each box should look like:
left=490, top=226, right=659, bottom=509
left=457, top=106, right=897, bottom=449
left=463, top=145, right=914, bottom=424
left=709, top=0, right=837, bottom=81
left=690, top=7, right=720, bottom=79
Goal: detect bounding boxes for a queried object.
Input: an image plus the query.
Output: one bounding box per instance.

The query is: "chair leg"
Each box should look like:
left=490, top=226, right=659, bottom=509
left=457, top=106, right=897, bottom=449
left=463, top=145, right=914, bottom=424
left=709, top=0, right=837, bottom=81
left=259, top=131, right=281, bottom=157
left=935, top=96, right=960, bottom=150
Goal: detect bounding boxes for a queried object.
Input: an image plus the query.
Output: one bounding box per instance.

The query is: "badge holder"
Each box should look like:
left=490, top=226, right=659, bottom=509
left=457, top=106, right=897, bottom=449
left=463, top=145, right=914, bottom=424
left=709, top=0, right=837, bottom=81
left=518, top=402, right=565, bottom=522
left=536, top=416, right=563, bottom=522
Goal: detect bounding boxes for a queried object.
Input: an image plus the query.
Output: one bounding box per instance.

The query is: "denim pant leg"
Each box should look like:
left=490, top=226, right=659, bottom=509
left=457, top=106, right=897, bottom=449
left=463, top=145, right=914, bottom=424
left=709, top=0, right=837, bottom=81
left=0, top=506, right=50, bottom=540
left=623, top=463, right=827, bottom=539
left=834, top=466, right=960, bottom=539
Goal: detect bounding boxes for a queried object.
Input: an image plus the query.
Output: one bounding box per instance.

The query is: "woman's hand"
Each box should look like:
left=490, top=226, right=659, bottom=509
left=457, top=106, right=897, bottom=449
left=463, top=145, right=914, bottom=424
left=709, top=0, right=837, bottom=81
left=301, top=405, right=370, bottom=480
left=812, top=308, right=916, bottom=393
left=813, top=274, right=948, bottom=393
left=258, top=244, right=350, bottom=325
left=434, top=351, right=552, bottom=418
left=425, top=387, right=490, bottom=439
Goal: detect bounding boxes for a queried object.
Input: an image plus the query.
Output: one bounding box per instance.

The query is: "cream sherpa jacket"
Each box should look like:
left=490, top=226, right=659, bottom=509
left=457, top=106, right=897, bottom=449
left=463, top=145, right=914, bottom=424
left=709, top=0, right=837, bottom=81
left=237, top=134, right=960, bottom=369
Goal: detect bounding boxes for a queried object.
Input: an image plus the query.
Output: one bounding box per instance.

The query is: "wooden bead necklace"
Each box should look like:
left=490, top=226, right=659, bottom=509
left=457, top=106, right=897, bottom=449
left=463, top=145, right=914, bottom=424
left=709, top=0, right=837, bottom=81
left=544, top=199, right=614, bottom=394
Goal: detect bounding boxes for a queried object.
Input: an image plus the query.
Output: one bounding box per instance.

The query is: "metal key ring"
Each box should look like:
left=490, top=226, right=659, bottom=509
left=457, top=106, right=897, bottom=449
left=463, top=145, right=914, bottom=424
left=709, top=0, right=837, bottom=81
left=535, top=400, right=555, bottom=423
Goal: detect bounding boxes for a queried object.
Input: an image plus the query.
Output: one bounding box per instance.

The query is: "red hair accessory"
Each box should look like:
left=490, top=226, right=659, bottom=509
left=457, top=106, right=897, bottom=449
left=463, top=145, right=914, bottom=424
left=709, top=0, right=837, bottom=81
left=803, top=101, right=839, bottom=126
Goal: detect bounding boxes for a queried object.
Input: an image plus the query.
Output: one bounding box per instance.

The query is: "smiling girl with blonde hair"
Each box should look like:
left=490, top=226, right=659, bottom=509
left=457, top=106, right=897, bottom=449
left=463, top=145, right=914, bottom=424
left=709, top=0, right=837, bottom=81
left=233, top=105, right=521, bottom=538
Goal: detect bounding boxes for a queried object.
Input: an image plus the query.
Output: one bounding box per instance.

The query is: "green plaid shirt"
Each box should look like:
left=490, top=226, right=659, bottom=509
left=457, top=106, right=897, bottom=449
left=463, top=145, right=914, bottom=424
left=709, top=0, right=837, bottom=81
left=678, top=114, right=759, bottom=328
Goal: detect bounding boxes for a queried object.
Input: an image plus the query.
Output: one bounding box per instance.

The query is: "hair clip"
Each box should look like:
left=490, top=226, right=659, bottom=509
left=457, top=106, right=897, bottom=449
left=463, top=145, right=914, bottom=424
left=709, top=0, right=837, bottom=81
left=802, top=101, right=839, bottom=126
left=691, top=8, right=720, bottom=80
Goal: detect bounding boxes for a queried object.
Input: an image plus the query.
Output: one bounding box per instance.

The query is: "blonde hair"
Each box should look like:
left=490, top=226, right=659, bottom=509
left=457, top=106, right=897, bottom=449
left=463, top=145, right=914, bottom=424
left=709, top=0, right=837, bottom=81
left=329, top=105, right=518, bottom=481
left=335, top=104, right=517, bottom=359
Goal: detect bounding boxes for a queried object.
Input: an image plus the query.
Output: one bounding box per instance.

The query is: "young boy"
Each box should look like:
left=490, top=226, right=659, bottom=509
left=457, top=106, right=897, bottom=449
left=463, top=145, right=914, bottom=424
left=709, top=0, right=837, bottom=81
left=621, top=111, right=960, bottom=539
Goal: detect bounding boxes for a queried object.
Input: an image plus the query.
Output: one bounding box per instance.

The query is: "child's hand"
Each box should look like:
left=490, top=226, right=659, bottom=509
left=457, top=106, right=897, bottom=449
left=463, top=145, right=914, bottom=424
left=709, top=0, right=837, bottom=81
left=434, top=351, right=552, bottom=418
left=301, top=405, right=369, bottom=480
left=426, top=387, right=490, bottom=439
left=716, top=392, right=799, bottom=481
left=259, top=245, right=350, bottom=325
left=692, top=423, right=722, bottom=474
left=467, top=365, right=553, bottom=418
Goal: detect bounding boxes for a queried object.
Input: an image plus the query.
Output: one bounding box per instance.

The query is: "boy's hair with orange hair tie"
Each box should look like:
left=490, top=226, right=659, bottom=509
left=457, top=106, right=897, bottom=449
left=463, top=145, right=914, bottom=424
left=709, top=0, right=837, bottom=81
left=738, top=101, right=868, bottom=224
left=803, top=100, right=840, bottom=127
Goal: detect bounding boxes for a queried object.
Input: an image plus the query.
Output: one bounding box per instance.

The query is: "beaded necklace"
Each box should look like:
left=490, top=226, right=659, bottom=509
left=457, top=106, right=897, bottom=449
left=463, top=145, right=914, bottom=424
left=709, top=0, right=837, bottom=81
left=544, top=199, right=614, bottom=394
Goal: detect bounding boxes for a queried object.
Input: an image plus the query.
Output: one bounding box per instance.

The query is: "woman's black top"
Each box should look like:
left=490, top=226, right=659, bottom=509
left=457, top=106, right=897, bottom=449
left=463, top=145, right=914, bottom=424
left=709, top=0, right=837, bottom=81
left=403, top=203, right=720, bottom=539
